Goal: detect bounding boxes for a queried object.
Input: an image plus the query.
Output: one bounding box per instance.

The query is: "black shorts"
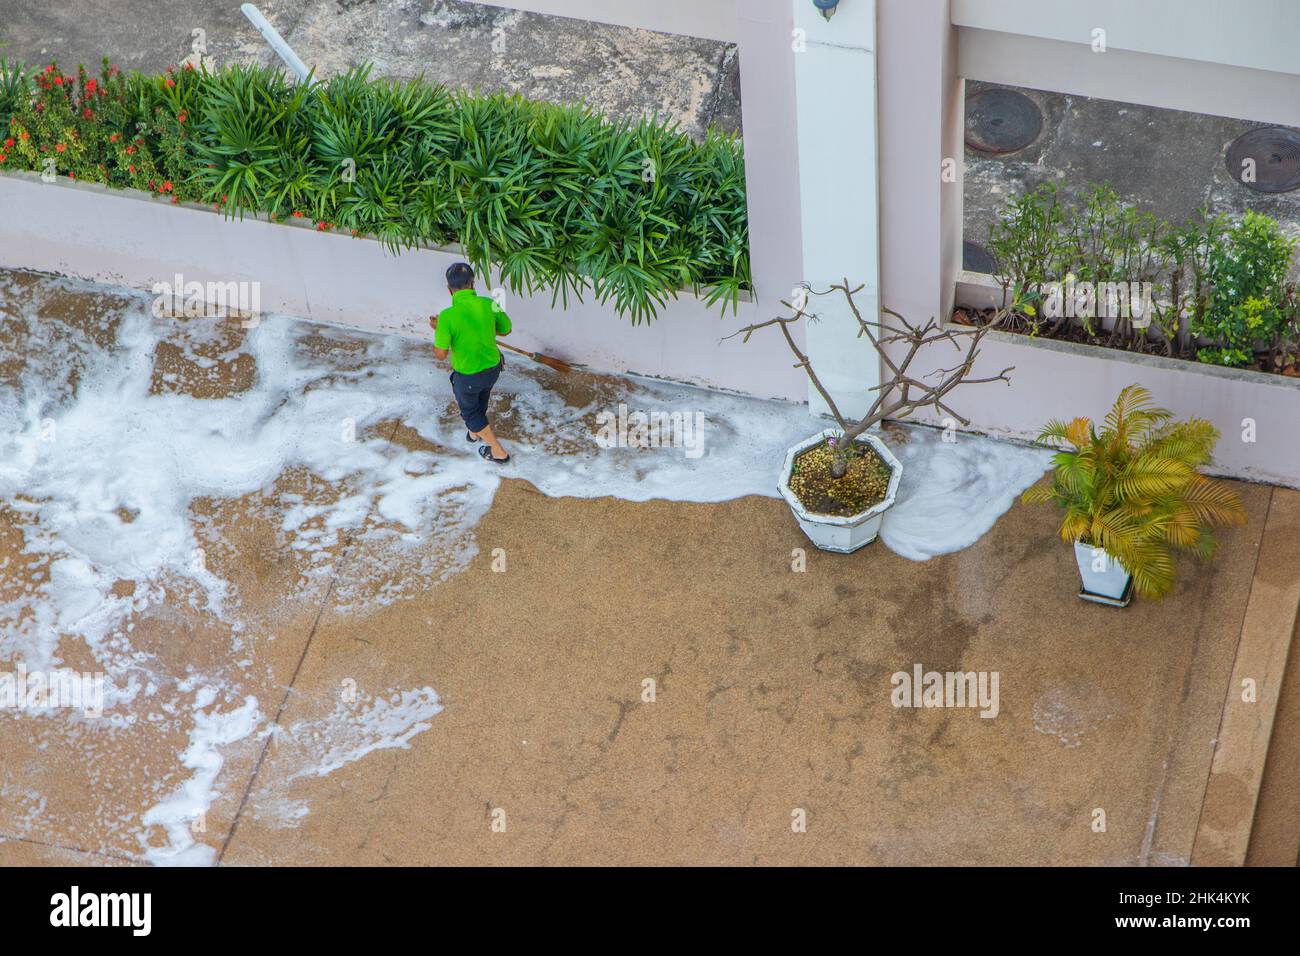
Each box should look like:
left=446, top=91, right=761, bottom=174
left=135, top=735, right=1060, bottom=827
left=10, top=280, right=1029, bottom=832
left=449, top=359, right=503, bottom=433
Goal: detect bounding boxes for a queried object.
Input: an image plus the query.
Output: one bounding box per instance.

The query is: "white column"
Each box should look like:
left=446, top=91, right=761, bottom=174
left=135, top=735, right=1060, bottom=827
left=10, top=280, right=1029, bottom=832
left=790, top=0, right=882, bottom=421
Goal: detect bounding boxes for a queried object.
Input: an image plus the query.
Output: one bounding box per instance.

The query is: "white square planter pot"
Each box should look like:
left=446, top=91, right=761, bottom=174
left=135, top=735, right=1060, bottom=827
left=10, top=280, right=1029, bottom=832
left=1073, top=541, right=1132, bottom=599
left=778, top=430, right=903, bottom=554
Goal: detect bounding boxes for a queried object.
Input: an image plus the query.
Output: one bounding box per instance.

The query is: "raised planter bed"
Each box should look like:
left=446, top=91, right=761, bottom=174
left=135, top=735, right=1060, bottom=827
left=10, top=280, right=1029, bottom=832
left=0, top=171, right=799, bottom=402
left=875, top=270, right=1300, bottom=489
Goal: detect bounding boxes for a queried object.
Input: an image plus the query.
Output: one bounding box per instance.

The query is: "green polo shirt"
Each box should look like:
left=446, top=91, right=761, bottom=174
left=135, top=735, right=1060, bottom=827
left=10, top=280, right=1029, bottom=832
left=434, top=289, right=512, bottom=375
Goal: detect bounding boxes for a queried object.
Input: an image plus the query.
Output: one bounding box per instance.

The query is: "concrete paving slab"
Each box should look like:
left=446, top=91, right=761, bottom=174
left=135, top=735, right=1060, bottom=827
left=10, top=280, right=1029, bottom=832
left=0, top=834, right=135, bottom=866
left=0, top=279, right=380, bottom=862
left=222, top=477, right=1271, bottom=866
left=1246, top=600, right=1300, bottom=866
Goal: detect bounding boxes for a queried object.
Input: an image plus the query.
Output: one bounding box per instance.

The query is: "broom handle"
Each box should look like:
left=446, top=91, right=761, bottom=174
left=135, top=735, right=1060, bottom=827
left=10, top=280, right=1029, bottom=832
left=498, top=341, right=540, bottom=361
left=496, top=339, right=571, bottom=374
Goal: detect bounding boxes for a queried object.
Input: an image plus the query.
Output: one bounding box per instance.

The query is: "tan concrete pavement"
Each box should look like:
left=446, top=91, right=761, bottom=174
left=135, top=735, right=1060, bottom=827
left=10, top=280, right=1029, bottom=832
left=0, top=269, right=1295, bottom=866
left=218, top=479, right=1273, bottom=866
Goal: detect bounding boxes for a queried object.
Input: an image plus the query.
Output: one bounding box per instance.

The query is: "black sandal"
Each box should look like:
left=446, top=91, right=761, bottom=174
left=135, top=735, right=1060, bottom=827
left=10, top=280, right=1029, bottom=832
left=466, top=430, right=480, bottom=443
left=478, top=444, right=510, bottom=464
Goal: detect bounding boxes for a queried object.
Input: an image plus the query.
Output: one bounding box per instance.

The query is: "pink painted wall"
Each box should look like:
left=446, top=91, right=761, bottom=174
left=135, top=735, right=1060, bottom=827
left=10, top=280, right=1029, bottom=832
left=0, top=173, right=806, bottom=401
left=735, top=0, right=805, bottom=311
left=877, top=0, right=959, bottom=332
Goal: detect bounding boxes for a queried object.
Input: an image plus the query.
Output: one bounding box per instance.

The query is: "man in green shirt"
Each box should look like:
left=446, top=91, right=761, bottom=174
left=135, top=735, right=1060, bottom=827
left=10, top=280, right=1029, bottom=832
left=430, top=262, right=512, bottom=463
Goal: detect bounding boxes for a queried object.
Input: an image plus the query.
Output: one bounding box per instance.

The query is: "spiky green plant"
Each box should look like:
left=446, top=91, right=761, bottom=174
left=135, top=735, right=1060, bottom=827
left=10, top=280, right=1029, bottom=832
left=0, top=57, right=31, bottom=130
left=1022, top=384, right=1248, bottom=599
left=1, top=57, right=748, bottom=319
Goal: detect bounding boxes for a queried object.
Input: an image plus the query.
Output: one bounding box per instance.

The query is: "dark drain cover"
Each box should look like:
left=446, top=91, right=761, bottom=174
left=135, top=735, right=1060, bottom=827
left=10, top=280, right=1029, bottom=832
left=965, top=89, right=1043, bottom=154
left=963, top=241, right=998, bottom=275
left=1225, top=127, right=1300, bottom=193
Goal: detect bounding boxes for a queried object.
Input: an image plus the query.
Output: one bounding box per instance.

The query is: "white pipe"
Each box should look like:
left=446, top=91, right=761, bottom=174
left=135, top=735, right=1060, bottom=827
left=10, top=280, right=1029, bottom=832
left=239, top=3, right=314, bottom=84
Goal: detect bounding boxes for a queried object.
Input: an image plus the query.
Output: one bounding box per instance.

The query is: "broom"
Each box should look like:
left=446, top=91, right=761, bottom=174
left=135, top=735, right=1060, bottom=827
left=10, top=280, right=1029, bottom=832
left=497, top=340, right=574, bottom=375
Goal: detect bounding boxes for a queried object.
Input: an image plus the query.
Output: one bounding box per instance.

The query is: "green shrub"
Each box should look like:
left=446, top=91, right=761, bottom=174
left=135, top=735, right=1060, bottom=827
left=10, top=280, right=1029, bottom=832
left=988, top=182, right=1299, bottom=370
left=1194, top=211, right=1296, bottom=366
left=0, top=57, right=30, bottom=128
left=0, top=59, right=750, bottom=323
left=988, top=184, right=1167, bottom=337
left=985, top=181, right=1068, bottom=303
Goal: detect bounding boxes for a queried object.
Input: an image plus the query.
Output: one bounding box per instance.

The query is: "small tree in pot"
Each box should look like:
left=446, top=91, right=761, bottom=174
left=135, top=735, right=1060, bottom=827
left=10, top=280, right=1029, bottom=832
left=731, top=280, right=1018, bottom=552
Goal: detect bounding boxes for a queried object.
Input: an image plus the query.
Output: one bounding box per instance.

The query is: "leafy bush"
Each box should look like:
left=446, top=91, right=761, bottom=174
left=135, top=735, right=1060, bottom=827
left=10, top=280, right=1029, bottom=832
left=986, top=182, right=1300, bottom=371
left=0, top=57, right=29, bottom=123
left=989, top=184, right=1170, bottom=339
left=1194, top=211, right=1296, bottom=366
left=985, top=181, right=1068, bottom=302
left=1022, top=384, right=1247, bottom=599
left=0, top=59, right=750, bottom=323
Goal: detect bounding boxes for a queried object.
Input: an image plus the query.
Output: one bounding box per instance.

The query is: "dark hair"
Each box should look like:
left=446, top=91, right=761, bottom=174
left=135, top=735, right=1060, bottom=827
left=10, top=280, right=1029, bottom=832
left=445, top=262, right=475, bottom=291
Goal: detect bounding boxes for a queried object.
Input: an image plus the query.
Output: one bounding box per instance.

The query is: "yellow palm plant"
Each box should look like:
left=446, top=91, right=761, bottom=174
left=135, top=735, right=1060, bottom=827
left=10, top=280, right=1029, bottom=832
left=1022, top=385, right=1248, bottom=599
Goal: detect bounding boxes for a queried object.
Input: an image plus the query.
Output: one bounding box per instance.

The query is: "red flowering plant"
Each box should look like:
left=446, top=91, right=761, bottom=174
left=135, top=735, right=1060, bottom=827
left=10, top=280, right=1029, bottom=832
left=0, top=57, right=31, bottom=165
left=2, top=59, right=159, bottom=190
left=0, top=59, right=197, bottom=194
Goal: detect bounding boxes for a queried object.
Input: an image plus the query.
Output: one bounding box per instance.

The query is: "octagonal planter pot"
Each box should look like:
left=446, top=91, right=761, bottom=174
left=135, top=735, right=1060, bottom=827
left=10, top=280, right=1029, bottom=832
left=778, top=430, right=903, bottom=553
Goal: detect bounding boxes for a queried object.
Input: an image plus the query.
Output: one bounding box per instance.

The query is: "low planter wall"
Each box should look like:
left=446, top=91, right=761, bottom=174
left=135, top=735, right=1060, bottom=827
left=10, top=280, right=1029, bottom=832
left=878, top=270, right=1300, bottom=488
left=0, top=172, right=805, bottom=402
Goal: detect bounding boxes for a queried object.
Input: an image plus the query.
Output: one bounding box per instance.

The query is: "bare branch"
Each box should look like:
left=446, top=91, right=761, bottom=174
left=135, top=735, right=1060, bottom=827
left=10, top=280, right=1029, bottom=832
left=728, top=282, right=1017, bottom=441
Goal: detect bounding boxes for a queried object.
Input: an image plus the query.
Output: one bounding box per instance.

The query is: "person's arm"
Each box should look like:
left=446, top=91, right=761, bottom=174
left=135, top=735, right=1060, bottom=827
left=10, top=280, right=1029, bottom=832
left=494, top=305, right=512, bottom=337
left=430, top=314, right=451, bottom=361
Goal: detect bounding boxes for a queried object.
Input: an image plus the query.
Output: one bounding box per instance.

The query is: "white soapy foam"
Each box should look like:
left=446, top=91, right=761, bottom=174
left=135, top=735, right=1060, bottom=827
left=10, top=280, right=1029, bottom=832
left=1031, top=686, right=1114, bottom=749
left=280, top=687, right=445, bottom=780
left=138, top=692, right=261, bottom=866
left=2, top=275, right=1042, bottom=653
left=252, top=795, right=311, bottom=830
left=879, top=426, right=1051, bottom=561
